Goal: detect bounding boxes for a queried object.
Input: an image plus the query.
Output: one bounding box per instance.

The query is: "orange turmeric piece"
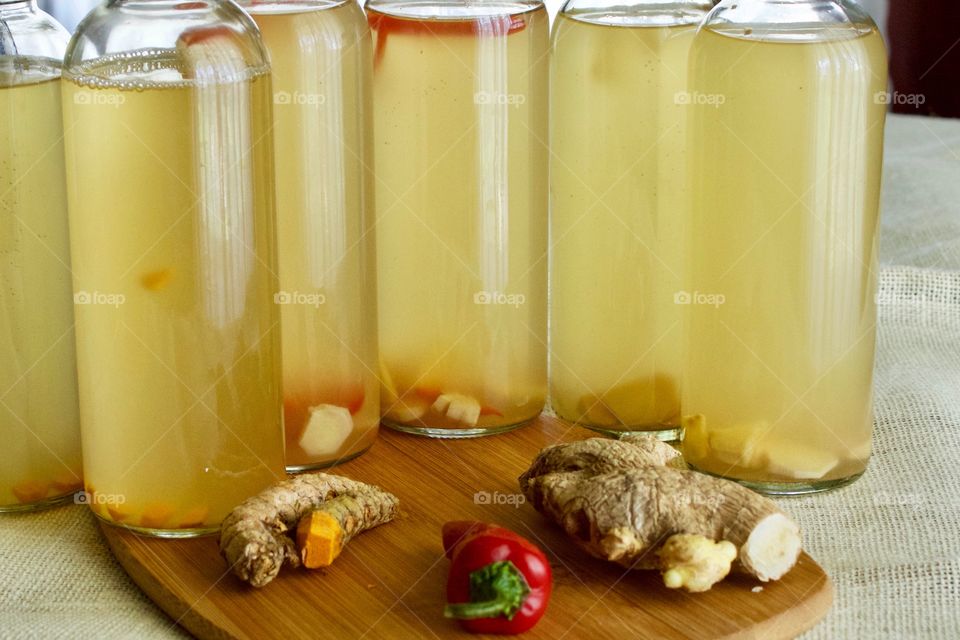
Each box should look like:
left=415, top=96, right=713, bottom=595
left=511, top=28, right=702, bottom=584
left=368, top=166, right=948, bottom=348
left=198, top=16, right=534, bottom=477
left=141, top=268, right=173, bottom=291
left=12, top=480, right=49, bottom=504
left=107, top=504, right=133, bottom=522
left=51, top=472, right=83, bottom=494
left=140, top=503, right=175, bottom=529
left=180, top=506, right=211, bottom=529
left=296, top=511, right=345, bottom=568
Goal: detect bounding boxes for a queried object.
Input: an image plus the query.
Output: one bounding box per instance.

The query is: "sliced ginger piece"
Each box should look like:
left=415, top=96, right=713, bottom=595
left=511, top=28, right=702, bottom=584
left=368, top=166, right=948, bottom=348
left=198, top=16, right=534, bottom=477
left=576, top=394, right=619, bottom=426
left=763, top=442, right=840, bottom=480
left=658, top=534, right=738, bottom=593
left=708, top=422, right=770, bottom=469
left=12, top=480, right=49, bottom=504
left=602, top=374, right=680, bottom=426
left=379, top=360, right=429, bottom=422
left=432, top=393, right=481, bottom=426
left=681, top=414, right=709, bottom=460
left=299, top=404, right=353, bottom=457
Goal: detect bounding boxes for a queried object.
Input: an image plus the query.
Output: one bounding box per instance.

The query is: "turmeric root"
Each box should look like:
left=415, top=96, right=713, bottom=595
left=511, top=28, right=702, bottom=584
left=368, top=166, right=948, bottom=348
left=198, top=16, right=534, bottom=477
left=219, top=473, right=399, bottom=587
left=519, top=436, right=802, bottom=591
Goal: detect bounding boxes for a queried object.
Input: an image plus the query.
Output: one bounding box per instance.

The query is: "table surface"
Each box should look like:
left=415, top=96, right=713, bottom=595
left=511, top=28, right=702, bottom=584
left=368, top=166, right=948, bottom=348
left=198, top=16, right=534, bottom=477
left=2, top=114, right=959, bottom=640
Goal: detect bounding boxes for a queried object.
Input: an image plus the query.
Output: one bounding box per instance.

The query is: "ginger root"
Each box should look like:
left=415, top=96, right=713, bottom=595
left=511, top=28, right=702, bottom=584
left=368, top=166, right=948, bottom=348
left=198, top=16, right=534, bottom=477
left=519, top=436, right=802, bottom=591
left=219, top=473, right=399, bottom=587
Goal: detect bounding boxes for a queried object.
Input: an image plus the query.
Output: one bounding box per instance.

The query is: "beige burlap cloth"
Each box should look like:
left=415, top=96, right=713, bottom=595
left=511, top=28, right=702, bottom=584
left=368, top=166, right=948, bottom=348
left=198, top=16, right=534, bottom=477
left=2, top=115, right=958, bottom=639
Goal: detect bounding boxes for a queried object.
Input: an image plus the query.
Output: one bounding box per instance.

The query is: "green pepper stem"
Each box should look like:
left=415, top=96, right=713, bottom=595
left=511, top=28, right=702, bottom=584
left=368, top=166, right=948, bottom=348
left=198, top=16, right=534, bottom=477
left=444, top=561, right=530, bottom=621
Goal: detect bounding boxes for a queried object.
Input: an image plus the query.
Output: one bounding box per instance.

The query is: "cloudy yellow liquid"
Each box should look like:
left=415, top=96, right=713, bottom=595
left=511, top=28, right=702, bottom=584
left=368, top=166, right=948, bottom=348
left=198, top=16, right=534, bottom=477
left=0, top=62, right=82, bottom=510
left=370, top=6, right=549, bottom=434
left=550, top=14, right=703, bottom=436
left=682, top=26, right=887, bottom=489
left=63, top=52, right=285, bottom=534
left=250, top=2, right=379, bottom=469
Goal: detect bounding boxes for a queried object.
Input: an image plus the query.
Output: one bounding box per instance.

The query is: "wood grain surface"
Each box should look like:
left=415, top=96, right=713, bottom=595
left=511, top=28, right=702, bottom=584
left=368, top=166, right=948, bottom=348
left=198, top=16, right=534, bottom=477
left=101, top=415, right=832, bottom=640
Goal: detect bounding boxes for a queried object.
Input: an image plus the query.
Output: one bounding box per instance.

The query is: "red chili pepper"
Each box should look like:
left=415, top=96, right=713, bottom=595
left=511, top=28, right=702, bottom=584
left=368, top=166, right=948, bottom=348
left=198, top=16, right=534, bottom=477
left=442, top=521, right=552, bottom=635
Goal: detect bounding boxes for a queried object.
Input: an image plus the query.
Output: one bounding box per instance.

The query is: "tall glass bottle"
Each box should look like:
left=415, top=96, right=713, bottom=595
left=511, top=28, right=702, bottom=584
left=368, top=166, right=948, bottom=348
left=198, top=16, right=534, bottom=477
left=367, top=0, right=549, bottom=437
left=682, top=0, right=887, bottom=493
left=62, top=0, right=286, bottom=536
left=550, top=0, right=712, bottom=439
left=236, top=0, right=379, bottom=471
left=0, top=1, right=81, bottom=512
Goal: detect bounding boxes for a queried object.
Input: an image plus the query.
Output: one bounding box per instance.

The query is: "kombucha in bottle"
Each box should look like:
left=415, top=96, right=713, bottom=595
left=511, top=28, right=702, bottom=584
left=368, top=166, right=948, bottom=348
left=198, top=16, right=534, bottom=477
left=0, top=0, right=82, bottom=511
left=62, top=0, right=286, bottom=535
left=682, top=0, right=887, bottom=494
left=238, top=0, right=379, bottom=470
left=368, top=0, right=549, bottom=437
left=550, top=0, right=712, bottom=439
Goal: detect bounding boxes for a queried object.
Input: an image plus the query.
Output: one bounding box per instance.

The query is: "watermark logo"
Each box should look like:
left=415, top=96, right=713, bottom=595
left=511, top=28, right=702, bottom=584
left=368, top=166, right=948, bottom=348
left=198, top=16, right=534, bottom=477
left=675, top=91, right=726, bottom=108
left=674, top=290, right=726, bottom=308
left=474, top=491, right=526, bottom=508
left=75, top=491, right=126, bottom=506
left=274, top=90, right=326, bottom=106
left=474, top=91, right=526, bottom=108
left=874, top=91, right=925, bottom=108
left=73, top=91, right=126, bottom=108
left=274, top=290, right=326, bottom=308
left=872, top=491, right=923, bottom=509
left=74, top=290, right=126, bottom=308
left=474, top=291, right=526, bottom=308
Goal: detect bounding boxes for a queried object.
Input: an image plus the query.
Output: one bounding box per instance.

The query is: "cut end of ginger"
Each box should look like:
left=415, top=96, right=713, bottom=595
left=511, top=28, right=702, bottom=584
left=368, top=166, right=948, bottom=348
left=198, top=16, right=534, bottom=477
left=299, top=404, right=354, bottom=457
left=432, top=393, right=481, bottom=426
left=739, top=513, right=802, bottom=582
left=296, top=510, right=345, bottom=569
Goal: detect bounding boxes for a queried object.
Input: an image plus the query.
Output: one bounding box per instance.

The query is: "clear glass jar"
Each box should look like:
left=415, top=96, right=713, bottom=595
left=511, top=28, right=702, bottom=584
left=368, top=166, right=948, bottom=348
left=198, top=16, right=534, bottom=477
left=682, top=0, right=887, bottom=494
left=0, top=0, right=82, bottom=512
left=62, top=0, right=286, bottom=536
left=367, top=0, right=549, bottom=437
left=235, top=0, right=379, bottom=471
left=550, top=0, right=712, bottom=440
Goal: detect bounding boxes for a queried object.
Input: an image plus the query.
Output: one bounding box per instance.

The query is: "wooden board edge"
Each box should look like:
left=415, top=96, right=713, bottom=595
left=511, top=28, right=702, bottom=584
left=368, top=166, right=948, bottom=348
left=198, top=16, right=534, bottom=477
left=101, top=524, right=235, bottom=640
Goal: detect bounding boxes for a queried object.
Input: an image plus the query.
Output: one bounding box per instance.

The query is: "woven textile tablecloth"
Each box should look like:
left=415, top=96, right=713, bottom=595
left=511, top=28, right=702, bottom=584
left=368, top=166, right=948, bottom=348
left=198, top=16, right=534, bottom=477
left=2, top=114, right=959, bottom=639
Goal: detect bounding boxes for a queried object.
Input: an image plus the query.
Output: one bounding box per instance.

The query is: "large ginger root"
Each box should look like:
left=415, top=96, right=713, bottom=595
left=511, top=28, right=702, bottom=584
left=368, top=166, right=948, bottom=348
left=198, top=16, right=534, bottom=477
left=519, top=437, right=802, bottom=591
left=220, top=473, right=399, bottom=587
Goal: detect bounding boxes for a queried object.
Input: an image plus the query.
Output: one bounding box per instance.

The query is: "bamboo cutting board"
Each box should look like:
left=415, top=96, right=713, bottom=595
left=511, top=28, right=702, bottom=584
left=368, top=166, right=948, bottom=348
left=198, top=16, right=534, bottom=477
left=101, top=416, right=833, bottom=640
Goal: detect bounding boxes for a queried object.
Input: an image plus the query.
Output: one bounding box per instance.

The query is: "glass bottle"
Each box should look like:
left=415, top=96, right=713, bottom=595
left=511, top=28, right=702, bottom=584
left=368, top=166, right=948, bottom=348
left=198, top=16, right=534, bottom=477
left=550, top=0, right=712, bottom=440
left=62, top=0, right=286, bottom=536
left=682, top=0, right=887, bottom=494
left=0, top=1, right=82, bottom=512
left=235, top=0, right=379, bottom=471
left=367, top=0, right=549, bottom=437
